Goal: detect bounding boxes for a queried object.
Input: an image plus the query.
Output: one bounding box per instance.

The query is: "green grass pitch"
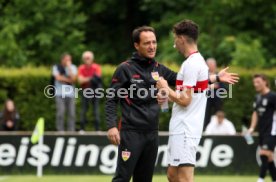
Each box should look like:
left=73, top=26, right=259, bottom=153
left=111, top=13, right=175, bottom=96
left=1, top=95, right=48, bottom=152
left=0, top=175, right=270, bottom=182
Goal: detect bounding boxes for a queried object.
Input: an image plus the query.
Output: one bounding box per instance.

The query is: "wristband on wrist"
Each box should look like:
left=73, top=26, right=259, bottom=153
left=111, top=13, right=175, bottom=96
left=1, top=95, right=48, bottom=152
left=216, top=74, right=220, bottom=82
left=208, top=75, right=212, bottom=84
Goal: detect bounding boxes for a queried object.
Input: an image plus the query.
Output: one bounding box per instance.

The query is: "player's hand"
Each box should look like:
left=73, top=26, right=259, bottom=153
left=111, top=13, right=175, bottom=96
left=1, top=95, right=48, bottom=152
left=218, top=67, right=239, bottom=84
left=107, top=127, right=120, bottom=145
left=156, top=77, right=169, bottom=89
left=157, top=91, right=167, bottom=105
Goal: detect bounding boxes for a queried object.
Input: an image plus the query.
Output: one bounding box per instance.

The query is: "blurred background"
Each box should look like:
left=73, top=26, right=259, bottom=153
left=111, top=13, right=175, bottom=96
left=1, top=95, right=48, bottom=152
left=1, top=0, right=276, bottom=67
left=0, top=0, right=276, bottom=180
left=0, top=0, right=275, bottom=131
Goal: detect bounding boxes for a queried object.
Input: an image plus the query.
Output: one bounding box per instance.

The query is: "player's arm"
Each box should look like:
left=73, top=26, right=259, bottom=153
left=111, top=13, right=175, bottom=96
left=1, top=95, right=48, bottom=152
left=157, top=61, right=199, bottom=107
left=249, top=111, right=258, bottom=133
left=209, top=67, right=239, bottom=84
left=106, top=64, right=128, bottom=145
left=157, top=79, right=192, bottom=107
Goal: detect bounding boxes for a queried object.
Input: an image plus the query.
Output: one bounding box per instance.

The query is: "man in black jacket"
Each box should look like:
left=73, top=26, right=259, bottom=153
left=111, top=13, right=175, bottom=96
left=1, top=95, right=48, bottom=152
left=106, top=26, right=175, bottom=182
left=106, top=26, right=239, bottom=182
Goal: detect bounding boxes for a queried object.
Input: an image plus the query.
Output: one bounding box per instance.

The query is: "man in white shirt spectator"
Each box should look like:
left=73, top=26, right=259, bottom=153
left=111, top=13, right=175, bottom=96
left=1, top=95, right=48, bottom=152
left=205, top=110, right=236, bottom=135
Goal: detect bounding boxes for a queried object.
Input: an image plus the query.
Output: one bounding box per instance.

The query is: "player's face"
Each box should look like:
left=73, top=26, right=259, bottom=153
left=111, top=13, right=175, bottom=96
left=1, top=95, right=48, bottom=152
left=173, top=34, right=181, bottom=52
left=134, top=31, right=157, bottom=59
left=173, top=34, right=185, bottom=55
left=253, top=77, right=267, bottom=93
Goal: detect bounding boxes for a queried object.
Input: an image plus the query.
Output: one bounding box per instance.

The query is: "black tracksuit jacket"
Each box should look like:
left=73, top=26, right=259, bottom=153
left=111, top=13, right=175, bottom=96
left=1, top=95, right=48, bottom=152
left=105, top=52, right=177, bottom=131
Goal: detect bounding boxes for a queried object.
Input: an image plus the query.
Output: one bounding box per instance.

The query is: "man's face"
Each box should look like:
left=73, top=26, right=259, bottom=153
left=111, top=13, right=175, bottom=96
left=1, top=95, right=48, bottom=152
left=6, top=101, right=15, bottom=112
left=134, top=31, right=157, bottom=59
left=216, top=112, right=224, bottom=124
left=207, top=60, right=217, bottom=73
left=62, top=55, right=72, bottom=66
left=83, top=54, right=93, bottom=65
left=253, top=77, right=267, bottom=93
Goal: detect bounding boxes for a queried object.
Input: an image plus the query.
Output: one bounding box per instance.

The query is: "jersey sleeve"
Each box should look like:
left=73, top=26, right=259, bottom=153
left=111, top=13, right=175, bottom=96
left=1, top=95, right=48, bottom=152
left=182, top=61, right=200, bottom=88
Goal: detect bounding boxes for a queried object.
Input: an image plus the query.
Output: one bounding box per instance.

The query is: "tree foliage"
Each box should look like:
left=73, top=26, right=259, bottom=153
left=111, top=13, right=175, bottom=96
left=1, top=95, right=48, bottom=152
left=0, top=0, right=275, bottom=67
left=0, top=0, right=86, bottom=66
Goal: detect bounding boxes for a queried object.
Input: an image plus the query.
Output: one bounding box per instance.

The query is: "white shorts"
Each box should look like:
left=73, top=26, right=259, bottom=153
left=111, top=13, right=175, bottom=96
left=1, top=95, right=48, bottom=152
left=167, top=134, right=200, bottom=167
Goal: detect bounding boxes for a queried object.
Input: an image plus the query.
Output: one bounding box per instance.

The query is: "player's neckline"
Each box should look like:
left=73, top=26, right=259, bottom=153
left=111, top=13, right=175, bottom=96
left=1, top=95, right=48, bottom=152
left=186, top=51, right=198, bottom=59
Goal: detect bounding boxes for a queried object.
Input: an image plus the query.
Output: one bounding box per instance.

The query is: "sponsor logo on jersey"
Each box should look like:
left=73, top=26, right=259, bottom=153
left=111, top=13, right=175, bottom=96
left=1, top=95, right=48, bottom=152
left=131, top=78, right=144, bottom=83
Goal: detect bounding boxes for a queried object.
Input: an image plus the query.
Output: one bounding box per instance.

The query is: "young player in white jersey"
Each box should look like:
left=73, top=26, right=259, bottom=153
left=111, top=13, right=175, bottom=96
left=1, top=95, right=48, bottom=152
left=157, top=19, right=219, bottom=182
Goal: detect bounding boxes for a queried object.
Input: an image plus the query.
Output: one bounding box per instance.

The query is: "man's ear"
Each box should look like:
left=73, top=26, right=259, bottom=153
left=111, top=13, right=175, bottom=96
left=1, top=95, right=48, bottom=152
left=180, top=35, right=186, bottom=44
left=134, top=42, right=139, bottom=50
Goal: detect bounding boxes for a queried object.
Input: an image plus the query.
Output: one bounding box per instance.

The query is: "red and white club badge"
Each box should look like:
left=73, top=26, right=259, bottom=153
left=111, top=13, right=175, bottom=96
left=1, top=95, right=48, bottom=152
left=151, top=71, right=159, bottom=81
left=122, top=150, right=131, bottom=162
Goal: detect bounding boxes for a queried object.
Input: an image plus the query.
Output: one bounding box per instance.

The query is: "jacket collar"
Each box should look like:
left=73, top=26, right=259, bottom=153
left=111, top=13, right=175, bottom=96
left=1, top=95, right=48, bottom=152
left=131, top=52, right=155, bottom=65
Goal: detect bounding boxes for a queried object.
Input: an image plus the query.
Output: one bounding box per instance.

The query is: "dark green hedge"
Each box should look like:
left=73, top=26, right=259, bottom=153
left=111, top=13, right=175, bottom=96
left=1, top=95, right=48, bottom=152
left=0, top=66, right=275, bottom=131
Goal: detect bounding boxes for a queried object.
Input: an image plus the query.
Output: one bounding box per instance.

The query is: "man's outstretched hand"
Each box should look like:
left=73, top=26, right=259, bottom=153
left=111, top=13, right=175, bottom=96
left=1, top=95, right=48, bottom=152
left=218, top=67, right=239, bottom=84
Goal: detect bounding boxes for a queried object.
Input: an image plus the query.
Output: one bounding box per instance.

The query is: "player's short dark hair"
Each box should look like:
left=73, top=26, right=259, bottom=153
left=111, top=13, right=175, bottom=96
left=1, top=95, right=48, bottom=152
left=253, top=74, right=270, bottom=87
left=173, top=19, right=199, bottom=43
left=132, top=26, right=156, bottom=44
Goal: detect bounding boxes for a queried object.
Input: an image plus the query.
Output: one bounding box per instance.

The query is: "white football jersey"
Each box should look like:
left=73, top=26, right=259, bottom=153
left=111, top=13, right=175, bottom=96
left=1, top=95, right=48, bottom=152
left=169, top=52, right=208, bottom=138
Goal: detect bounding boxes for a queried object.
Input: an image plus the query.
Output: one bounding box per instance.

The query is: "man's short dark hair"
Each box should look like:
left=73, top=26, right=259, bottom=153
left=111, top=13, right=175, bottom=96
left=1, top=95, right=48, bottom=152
left=173, top=20, right=199, bottom=43
left=132, top=26, right=156, bottom=44
left=61, top=53, right=71, bottom=60
left=253, top=74, right=270, bottom=87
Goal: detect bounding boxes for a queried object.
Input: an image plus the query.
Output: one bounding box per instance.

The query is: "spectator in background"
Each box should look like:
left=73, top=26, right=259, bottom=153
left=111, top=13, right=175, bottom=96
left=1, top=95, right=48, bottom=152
left=204, top=58, right=225, bottom=129
left=205, top=110, right=236, bottom=135
left=78, top=51, right=102, bottom=132
left=53, top=53, right=77, bottom=132
left=0, top=99, right=20, bottom=131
